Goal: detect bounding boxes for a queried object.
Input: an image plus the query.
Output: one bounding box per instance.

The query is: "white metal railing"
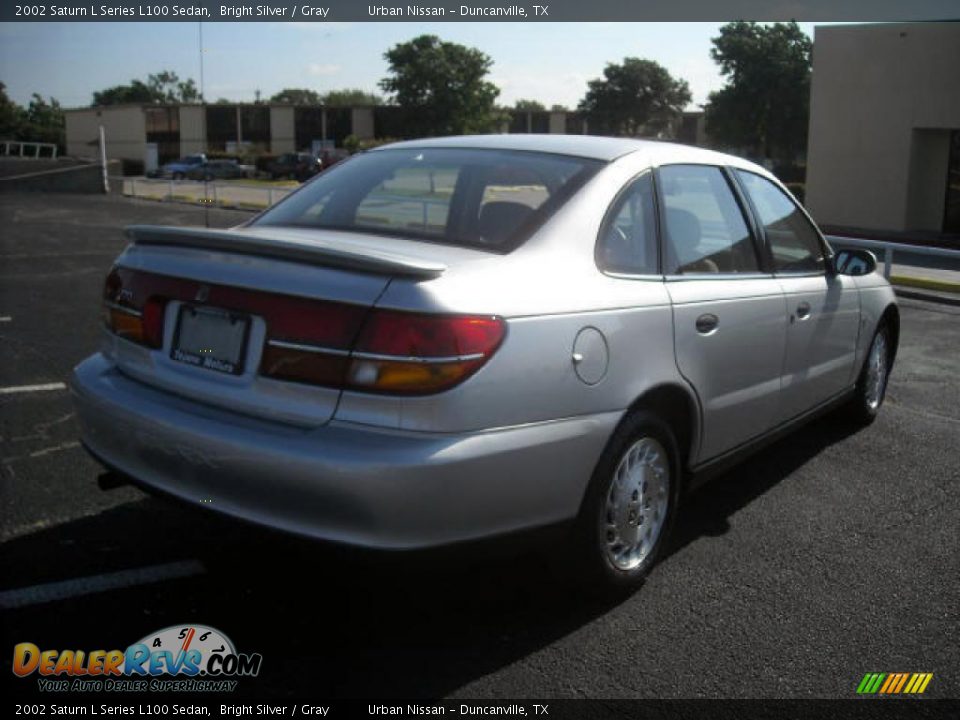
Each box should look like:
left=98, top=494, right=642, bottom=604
left=0, top=141, right=59, bottom=159
left=121, top=177, right=294, bottom=209
left=825, top=235, right=960, bottom=279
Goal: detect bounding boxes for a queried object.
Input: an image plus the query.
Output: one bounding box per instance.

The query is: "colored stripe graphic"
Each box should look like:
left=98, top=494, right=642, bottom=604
left=857, top=672, right=933, bottom=695
left=893, top=673, right=909, bottom=693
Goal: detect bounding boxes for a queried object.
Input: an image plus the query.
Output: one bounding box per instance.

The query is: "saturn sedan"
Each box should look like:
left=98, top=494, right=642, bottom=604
left=71, top=135, right=898, bottom=589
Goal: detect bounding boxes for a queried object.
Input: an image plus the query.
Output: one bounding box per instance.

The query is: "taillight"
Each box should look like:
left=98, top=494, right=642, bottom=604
left=262, top=309, right=505, bottom=394
left=102, top=267, right=505, bottom=395
left=102, top=267, right=165, bottom=348
left=347, top=311, right=505, bottom=394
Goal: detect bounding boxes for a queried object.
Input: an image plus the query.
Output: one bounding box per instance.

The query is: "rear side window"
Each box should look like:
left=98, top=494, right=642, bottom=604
left=735, top=170, right=825, bottom=273
left=597, top=172, right=658, bottom=274
left=659, top=164, right=759, bottom=274
left=254, top=148, right=602, bottom=251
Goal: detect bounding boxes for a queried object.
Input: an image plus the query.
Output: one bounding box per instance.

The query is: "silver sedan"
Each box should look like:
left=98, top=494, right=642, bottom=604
left=71, top=135, right=898, bottom=590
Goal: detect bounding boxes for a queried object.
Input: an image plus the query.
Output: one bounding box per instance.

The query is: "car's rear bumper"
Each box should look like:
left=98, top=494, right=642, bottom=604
left=70, top=353, right=618, bottom=549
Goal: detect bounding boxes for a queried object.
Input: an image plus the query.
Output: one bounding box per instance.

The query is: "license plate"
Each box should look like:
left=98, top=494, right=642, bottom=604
left=171, top=305, right=250, bottom=376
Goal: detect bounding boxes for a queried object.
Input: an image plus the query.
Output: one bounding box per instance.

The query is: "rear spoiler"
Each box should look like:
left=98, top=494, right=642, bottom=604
left=125, top=225, right=447, bottom=279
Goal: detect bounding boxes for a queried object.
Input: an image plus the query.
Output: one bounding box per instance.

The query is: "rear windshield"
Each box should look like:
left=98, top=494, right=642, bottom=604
left=252, top=147, right=603, bottom=251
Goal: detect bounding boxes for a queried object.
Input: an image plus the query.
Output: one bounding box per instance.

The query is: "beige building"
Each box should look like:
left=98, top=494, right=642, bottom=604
left=65, top=103, right=595, bottom=173
left=806, top=22, right=960, bottom=235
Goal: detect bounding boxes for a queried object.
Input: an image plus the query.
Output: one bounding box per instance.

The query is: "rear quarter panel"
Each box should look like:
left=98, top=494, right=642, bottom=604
left=334, top=154, right=694, bottom=434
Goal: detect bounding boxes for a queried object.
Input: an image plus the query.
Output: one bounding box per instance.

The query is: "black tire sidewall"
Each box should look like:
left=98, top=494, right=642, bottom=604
left=574, top=411, right=682, bottom=590
left=853, top=324, right=890, bottom=423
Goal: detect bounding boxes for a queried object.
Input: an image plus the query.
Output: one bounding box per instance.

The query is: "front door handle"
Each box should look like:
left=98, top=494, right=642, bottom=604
left=695, top=313, right=719, bottom=334
left=796, top=301, right=812, bottom=320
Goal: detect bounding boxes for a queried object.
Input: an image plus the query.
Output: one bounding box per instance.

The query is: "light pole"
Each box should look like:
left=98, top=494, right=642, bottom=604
left=199, top=21, right=210, bottom=227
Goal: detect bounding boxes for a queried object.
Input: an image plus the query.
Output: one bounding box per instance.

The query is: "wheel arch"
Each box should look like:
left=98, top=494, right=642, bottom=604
left=624, top=383, right=701, bottom=475
left=576, top=383, right=701, bottom=519
left=880, top=303, right=900, bottom=368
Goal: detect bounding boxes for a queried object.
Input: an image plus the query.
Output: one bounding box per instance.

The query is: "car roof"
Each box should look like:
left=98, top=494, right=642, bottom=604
left=370, top=134, right=767, bottom=173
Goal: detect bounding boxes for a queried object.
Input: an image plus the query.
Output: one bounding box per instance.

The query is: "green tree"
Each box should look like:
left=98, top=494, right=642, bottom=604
left=0, top=83, right=64, bottom=150
left=578, top=58, right=691, bottom=137
left=514, top=99, right=546, bottom=112
left=704, top=21, right=812, bottom=164
left=92, top=70, right=200, bottom=106
left=269, top=88, right=324, bottom=105
left=0, top=82, right=26, bottom=139
left=380, top=35, right=502, bottom=136
left=23, top=94, right=65, bottom=147
left=323, top=88, right=383, bottom=106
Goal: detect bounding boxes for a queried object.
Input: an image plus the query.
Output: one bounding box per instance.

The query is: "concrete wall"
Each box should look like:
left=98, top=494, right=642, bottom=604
left=66, top=107, right=146, bottom=164
left=179, top=106, right=205, bottom=156
left=806, top=23, right=960, bottom=233
left=549, top=112, right=566, bottom=134
left=270, top=107, right=295, bottom=153
left=351, top=107, right=375, bottom=140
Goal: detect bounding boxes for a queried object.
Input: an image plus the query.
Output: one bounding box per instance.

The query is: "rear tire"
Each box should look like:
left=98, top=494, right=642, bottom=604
left=846, top=323, right=892, bottom=425
left=568, top=411, right=681, bottom=593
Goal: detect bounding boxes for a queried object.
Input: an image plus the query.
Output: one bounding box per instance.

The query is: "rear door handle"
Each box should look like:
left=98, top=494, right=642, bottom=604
left=695, top=313, right=719, bottom=334
left=795, top=301, right=812, bottom=320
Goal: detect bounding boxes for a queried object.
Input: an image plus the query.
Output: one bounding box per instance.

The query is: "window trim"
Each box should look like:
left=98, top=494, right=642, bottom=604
left=730, top=168, right=834, bottom=278
left=653, top=162, right=767, bottom=278
left=594, top=169, right=663, bottom=278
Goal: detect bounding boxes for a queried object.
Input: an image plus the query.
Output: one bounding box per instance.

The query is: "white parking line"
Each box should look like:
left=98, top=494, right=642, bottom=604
left=0, top=382, right=67, bottom=395
left=0, top=560, right=207, bottom=610
left=0, top=316, right=11, bottom=322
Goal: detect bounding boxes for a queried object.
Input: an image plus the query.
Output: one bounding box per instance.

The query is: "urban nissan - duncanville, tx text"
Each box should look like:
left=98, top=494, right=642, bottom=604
left=70, top=135, right=898, bottom=590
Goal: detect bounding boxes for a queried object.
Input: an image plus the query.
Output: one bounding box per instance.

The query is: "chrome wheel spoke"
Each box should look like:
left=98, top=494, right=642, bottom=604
left=601, top=436, right=670, bottom=572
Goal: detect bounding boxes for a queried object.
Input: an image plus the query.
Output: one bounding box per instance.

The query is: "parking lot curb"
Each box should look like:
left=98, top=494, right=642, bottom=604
left=890, top=274, right=960, bottom=295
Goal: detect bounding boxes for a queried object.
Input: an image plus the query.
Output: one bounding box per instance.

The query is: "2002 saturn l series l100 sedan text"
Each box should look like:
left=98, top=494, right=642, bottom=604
left=70, top=135, right=898, bottom=590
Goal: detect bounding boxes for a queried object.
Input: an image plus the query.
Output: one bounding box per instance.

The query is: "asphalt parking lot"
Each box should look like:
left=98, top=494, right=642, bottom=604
left=1, top=192, right=957, bottom=700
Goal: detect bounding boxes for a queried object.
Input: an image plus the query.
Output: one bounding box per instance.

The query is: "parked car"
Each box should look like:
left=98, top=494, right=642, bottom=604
left=268, top=152, right=321, bottom=181
left=72, top=136, right=898, bottom=590
left=319, top=148, right=349, bottom=170
left=155, top=154, right=206, bottom=180
left=185, top=159, right=253, bottom=181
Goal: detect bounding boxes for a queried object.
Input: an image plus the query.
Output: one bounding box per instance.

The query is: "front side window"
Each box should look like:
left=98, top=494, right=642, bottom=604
left=597, top=172, right=658, bottom=274
left=659, top=165, right=759, bottom=274
left=254, top=148, right=602, bottom=251
left=735, top=170, right=825, bottom=274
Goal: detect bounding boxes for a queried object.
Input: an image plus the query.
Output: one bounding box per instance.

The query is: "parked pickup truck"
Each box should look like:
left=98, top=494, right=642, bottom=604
left=154, top=154, right=207, bottom=180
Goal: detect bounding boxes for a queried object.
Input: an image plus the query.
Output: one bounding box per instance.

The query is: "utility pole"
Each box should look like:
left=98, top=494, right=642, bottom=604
left=98, top=125, right=109, bottom=194
left=199, top=21, right=210, bottom=227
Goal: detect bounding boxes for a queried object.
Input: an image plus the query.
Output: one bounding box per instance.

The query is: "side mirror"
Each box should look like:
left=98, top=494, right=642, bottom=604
left=832, top=248, right=877, bottom=277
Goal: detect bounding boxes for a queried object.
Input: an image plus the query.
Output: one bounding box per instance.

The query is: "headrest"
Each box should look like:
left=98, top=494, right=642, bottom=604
left=478, top=201, right=535, bottom=245
left=666, top=207, right=701, bottom=249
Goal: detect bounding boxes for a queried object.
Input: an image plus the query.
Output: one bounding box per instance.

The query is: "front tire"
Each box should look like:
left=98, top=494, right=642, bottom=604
left=847, top=323, right=892, bottom=425
left=571, top=411, right=681, bottom=591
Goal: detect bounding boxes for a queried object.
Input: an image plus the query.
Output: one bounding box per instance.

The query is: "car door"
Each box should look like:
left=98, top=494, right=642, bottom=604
left=659, top=164, right=788, bottom=463
left=733, top=170, right=860, bottom=422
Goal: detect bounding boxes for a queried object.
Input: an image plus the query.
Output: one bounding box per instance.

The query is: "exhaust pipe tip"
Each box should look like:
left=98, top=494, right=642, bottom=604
left=97, top=471, right=129, bottom=491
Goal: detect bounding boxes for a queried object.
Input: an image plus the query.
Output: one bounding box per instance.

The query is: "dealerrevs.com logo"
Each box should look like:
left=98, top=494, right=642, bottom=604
left=12, top=625, right=262, bottom=692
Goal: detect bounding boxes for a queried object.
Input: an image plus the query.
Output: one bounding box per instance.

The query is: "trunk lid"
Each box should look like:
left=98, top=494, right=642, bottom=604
left=107, top=224, right=465, bottom=427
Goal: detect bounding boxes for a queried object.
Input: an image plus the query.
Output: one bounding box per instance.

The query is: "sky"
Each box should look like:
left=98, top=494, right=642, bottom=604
left=0, top=21, right=825, bottom=110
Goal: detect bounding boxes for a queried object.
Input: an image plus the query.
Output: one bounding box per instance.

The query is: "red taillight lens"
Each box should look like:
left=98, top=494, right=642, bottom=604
left=354, top=311, right=505, bottom=359
left=345, top=312, right=505, bottom=394
left=102, top=267, right=165, bottom=349
left=102, top=267, right=505, bottom=395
